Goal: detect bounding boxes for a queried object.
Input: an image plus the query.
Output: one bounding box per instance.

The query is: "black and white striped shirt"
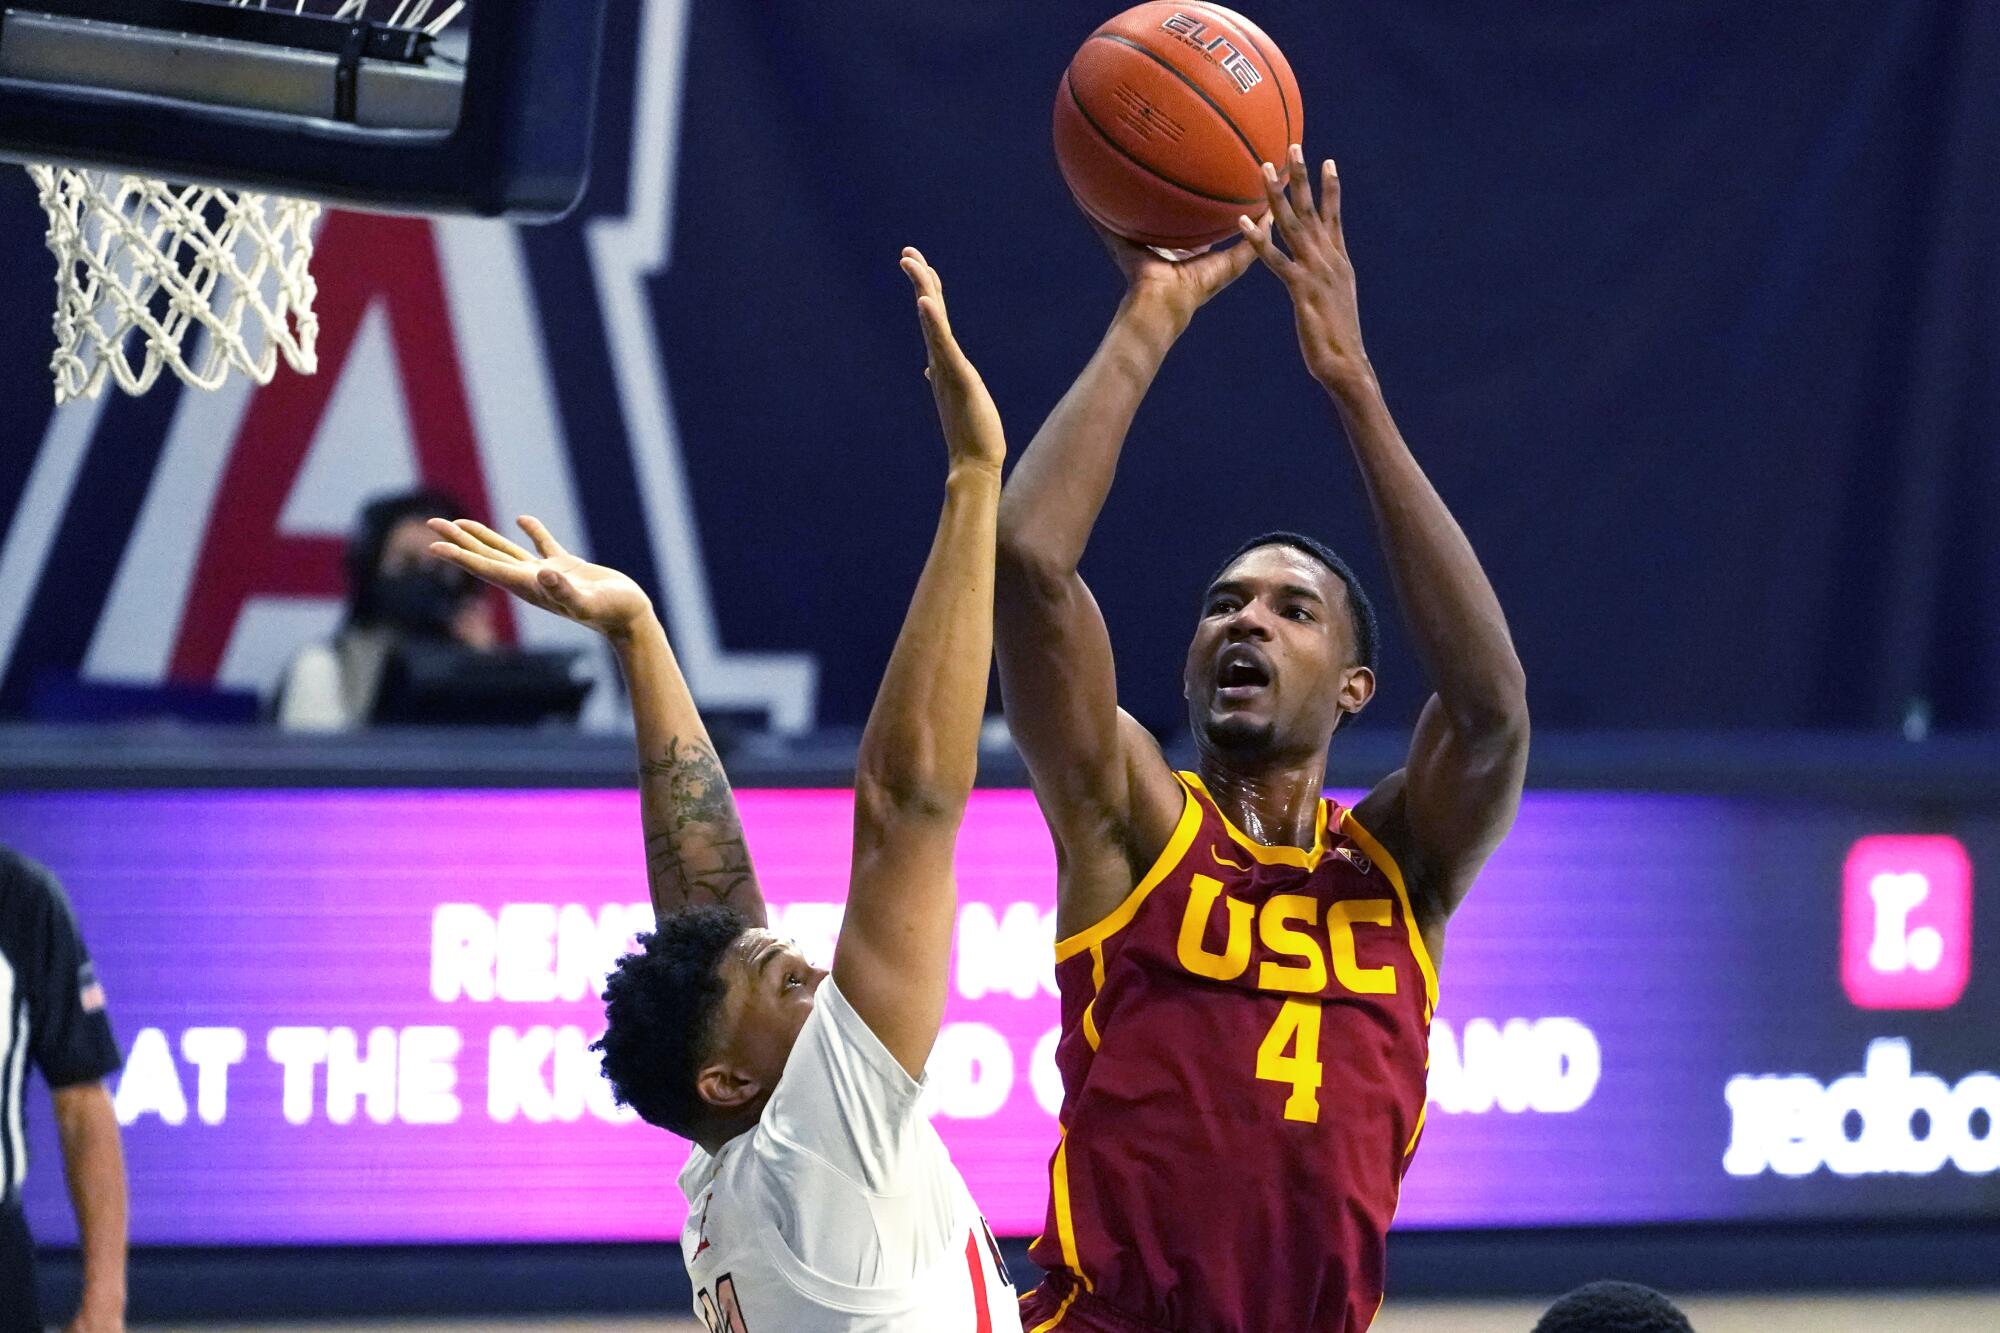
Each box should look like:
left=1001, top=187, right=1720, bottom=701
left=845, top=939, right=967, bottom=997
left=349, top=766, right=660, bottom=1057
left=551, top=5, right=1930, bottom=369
left=0, top=847, right=122, bottom=1211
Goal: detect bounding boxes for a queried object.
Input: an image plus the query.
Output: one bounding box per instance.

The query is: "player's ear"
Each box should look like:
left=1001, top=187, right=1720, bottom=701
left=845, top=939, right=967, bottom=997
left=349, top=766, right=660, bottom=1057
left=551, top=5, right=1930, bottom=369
left=696, top=1061, right=762, bottom=1111
left=1338, top=665, right=1375, bottom=718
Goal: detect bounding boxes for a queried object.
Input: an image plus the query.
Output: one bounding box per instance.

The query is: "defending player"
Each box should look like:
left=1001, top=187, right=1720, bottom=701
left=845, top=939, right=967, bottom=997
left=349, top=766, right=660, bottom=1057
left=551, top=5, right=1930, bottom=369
left=1001, top=148, right=1530, bottom=1333
left=428, top=250, right=1020, bottom=1333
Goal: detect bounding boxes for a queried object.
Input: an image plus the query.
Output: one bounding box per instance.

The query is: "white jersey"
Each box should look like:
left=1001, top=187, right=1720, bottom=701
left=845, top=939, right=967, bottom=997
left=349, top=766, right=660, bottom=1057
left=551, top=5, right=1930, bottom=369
left=678, top=977, right=1022, bottom=1333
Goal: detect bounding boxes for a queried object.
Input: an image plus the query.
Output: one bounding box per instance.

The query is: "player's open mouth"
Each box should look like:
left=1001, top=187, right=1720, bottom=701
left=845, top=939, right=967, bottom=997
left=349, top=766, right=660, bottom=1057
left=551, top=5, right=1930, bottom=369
left=1215, top=644, right=1272, bottom=701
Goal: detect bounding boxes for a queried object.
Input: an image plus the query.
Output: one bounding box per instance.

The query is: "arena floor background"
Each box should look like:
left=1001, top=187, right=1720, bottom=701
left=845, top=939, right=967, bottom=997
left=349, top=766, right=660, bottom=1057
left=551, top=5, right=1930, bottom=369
left=126, top=1290, right=2000, bottom=1332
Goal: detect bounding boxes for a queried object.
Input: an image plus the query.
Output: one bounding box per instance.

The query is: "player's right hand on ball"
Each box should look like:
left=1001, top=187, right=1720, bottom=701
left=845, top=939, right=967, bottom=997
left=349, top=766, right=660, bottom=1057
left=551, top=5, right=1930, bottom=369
left=1088, top=215, right=1259, bottom=328
left=426, top=515, right=655, bottom=641
left=902, top=247, right=1005, bottom=475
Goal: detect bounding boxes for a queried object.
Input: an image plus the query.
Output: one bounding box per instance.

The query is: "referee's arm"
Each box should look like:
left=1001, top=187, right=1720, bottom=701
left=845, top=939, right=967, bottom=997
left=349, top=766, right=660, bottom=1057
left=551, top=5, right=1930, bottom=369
left=51, top=1080, right=125, bottom=1333
left=11, top=850, right=128, bottom=1333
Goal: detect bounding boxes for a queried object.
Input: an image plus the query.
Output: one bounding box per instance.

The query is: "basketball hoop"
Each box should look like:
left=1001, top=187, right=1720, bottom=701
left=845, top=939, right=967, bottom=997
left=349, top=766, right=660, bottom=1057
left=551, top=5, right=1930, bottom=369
left=18, top=0, right=467, bottom=403
left=31, top=168, right=321, bottom=402
left=2, top=0, right=607, bottom=403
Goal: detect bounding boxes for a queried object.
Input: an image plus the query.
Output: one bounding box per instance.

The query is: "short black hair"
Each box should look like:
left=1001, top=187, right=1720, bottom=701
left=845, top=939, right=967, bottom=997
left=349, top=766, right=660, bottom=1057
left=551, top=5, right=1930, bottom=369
left=1210, top=531, right=1380, bottom=670
left=593, top=905, right=749, bottom=1138
left=1533, top=1281, right=1695, bottom=1333
left=343, top=486, right=470, bottom=627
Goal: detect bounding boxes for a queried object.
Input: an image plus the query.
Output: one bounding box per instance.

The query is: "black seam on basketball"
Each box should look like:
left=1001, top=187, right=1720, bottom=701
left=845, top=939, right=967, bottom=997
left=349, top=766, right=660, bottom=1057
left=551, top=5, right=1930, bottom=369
left=1069, top=188, right=1229, bottom=247
left=1224, top=18, right=1291, bottom=144
left=1063, top=70, right=1264, bottom=208
left=1087, top=32, right=1267, bottom=175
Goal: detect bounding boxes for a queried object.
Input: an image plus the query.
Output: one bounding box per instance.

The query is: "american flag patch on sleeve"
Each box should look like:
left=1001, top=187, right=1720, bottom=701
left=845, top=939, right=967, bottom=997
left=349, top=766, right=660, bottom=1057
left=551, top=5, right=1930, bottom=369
left=79, top=964, right=106, bottom=1013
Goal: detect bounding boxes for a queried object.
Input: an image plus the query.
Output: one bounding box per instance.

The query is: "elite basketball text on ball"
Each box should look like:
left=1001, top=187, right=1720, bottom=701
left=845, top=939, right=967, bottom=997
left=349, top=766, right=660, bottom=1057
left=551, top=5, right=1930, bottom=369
left=1054, top=3, right=1303, bottom=249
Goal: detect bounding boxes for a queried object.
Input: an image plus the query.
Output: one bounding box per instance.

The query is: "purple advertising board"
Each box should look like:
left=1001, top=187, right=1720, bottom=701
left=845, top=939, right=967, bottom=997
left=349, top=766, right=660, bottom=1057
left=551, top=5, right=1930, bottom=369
left=2, top=788, right=1994, bottom=1244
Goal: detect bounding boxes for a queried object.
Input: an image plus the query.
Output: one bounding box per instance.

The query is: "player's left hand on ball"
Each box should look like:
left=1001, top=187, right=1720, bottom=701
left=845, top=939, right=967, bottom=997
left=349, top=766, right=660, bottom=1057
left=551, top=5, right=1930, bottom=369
left=1087, top=214, right=1257, bottom=327
left=902, top=247, right=1006, bottom=474
left=426, top=515, right=656, bottom=640
left=1239, top=144, right=1372, bottom=394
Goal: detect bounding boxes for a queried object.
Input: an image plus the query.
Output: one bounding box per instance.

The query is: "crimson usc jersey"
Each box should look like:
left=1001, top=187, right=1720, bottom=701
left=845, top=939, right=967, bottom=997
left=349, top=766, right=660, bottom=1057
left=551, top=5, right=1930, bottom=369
left=1021, top=773, right=1437, bottom=1333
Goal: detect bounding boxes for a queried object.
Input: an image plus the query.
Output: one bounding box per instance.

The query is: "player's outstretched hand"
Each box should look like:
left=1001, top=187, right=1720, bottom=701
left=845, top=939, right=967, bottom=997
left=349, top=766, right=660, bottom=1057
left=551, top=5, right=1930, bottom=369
left=427, top=515, right=655, bottom=640
left=1089, top=215, right=1257, bottom=329
left=1239, top=144, right=1371, bottom=395
left=902, top=247, right=1005, bottom=475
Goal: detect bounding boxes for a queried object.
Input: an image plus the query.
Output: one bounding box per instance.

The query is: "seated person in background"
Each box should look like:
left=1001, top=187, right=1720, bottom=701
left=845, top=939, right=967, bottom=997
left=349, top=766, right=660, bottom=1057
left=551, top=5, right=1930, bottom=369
left=275, top=487, right=498, bottom=730
left=1533, top=1280, right=1695, bottom=1333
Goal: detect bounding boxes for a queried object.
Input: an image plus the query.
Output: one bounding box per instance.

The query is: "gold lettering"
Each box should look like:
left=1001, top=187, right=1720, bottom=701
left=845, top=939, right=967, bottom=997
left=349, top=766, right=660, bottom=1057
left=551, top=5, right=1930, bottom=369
left=1329, top=898, right=1397, bottom=994
left=1256, top=893, right=1328, bottom=994
left=1177, top=873, right=1253, bottom=980
left=1255, top=998, right=1323, bottom=1122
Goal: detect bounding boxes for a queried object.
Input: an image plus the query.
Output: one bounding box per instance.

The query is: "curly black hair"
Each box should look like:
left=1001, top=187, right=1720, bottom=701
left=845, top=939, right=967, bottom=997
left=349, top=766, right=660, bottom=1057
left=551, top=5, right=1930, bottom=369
left=1533, top=1281, right=1695, bottom=1333
left=593, top=905, right=749, bottom=1138
left=1209, top=530, right=1380, bottom=672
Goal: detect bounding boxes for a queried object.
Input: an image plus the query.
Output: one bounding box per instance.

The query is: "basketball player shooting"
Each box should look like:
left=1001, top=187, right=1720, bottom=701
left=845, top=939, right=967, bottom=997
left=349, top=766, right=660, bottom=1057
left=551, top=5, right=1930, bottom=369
left=427, top=250, right=1022, bottom=1333
left=1002, top=147, right=1530, bottom=1333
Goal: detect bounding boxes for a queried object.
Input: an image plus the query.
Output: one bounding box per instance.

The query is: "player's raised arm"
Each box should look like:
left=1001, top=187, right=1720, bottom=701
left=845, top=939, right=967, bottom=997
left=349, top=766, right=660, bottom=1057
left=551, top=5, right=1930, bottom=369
left=829, top=250, right=1002, bottom=1079
left=427, top=517, right=765, bottom=927
left=994, top=226, right=1257, bottom=925
left=1241, top=146, right=1530, bottom=923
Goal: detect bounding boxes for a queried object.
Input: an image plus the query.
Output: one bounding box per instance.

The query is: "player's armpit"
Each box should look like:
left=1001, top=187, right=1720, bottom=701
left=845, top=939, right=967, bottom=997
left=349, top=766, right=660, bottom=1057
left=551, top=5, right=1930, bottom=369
left=1355, top=693, right=1528, bottom=930
left=832, top=823, right=960, bottom=1079
left=993, top=547, right=1125, bottom=790
left=993, top=564, right=1184, bottom=900
left=1032, top=724, right=1186, bottom=944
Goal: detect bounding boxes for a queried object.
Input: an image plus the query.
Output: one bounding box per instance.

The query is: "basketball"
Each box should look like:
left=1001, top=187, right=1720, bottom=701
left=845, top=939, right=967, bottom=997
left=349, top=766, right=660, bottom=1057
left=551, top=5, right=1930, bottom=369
left=1053, top=3, right=1303, bottom=251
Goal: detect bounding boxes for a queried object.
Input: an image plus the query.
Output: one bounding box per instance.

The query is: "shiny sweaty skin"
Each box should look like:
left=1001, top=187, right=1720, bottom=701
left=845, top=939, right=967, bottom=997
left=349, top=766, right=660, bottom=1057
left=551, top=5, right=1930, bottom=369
left=998, top=150, right=1529, bottom=1331
left=1019, top=771, right=1435, bottom=1332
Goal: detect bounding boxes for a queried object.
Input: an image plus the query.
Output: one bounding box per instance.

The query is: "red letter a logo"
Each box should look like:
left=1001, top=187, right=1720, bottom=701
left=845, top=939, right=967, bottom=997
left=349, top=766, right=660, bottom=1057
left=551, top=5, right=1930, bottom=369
left=169, top=212, right=515, bottom=683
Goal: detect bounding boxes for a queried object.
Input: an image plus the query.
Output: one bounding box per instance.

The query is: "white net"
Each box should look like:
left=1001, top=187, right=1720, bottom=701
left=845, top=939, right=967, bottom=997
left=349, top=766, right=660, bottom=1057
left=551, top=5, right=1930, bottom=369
left=22, top=0, right=468, bottom=404
left=29, top=168, right=320, bottom=404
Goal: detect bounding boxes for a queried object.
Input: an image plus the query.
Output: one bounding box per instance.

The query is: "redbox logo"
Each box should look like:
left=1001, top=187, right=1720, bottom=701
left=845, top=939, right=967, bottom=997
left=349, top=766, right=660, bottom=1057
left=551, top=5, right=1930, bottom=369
left=1842, top=835, right=1972, bottom=1010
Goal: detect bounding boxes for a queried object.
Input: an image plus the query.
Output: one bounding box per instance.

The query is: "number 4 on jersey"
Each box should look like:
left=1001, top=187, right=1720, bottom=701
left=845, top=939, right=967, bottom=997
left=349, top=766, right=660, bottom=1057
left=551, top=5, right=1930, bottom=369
left=1256, top=998, right=1324, bottom=1122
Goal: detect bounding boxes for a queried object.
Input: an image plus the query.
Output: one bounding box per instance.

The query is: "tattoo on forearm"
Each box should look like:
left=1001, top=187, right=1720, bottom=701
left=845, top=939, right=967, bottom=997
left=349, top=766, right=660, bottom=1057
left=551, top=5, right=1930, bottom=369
left=639, top=737, right=759, bottom=913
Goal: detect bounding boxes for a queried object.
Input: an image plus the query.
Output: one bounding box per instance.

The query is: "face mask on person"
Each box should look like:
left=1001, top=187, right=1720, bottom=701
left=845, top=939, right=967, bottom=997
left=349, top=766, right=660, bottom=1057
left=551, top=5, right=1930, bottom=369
left=371, top=564, right=475, bottom=635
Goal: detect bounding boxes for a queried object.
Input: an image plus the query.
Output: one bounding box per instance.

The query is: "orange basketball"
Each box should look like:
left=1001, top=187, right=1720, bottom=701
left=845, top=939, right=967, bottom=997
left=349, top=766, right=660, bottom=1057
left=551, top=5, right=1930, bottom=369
left=1053, top=3, right=1303, bottom=250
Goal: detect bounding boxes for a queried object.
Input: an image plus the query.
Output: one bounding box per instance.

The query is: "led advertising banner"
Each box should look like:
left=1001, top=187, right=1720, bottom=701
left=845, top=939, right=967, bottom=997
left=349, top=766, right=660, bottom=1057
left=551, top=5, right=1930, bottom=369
left=2, top=789, right=1993, bottom=1244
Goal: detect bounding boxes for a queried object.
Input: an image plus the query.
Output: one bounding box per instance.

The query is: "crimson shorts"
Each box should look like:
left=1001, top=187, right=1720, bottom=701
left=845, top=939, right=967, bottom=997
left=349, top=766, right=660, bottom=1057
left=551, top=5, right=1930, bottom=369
left=1019, top=1272, right=1175, bottom=1332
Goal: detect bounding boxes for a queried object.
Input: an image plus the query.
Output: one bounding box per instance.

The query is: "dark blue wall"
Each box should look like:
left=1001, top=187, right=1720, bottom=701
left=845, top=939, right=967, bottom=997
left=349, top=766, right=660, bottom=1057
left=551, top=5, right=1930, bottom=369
left=3, top=0, right=1995, bottom=734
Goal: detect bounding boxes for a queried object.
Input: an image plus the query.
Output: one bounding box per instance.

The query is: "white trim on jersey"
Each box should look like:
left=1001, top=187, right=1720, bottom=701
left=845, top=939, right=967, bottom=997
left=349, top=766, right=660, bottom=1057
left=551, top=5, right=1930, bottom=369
left=3, top=961, right=27, bottom=1195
